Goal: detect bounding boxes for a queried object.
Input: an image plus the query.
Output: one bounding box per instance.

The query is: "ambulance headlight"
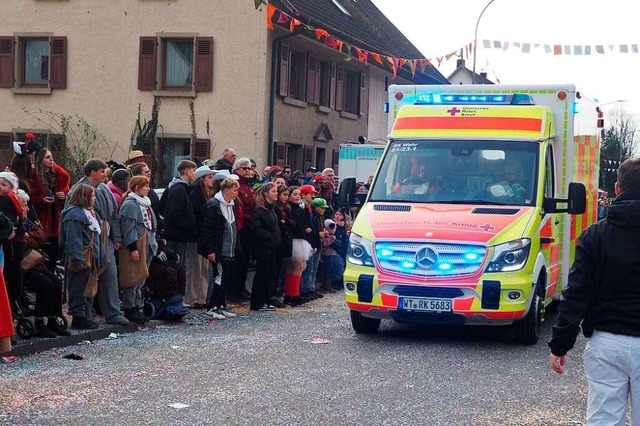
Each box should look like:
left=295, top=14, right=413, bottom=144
left=486, top=238, right=531, bottom=272
left=347, top=233, right=375, bottom=267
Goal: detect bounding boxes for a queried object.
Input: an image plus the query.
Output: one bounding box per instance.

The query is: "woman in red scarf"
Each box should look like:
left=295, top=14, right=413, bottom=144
left=28, top=148, right=70, bottom=271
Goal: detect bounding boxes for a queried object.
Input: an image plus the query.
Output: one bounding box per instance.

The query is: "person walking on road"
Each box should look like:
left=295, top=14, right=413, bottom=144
left=549, top=158, right=640, bottom=425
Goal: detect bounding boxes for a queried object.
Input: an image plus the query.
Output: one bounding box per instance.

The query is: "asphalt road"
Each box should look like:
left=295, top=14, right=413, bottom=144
left=1, top=294, right=591, bottom=426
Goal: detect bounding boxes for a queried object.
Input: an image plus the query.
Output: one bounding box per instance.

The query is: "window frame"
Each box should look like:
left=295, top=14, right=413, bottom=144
left=161, top=37, right=195, bottom=91
left=288, top=50, right=306, bottom=101
left=20, top=37, right=50, bottom=88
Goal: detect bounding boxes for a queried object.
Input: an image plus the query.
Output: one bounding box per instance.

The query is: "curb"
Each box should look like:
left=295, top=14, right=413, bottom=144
left=0, top=321, right=163, bottom=358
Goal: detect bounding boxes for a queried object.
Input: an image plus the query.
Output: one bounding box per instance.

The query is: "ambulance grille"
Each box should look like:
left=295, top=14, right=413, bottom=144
left=472, top=208, right=520, bottom=215
left=373, top=204, right=412, bottom=212
left=375, top=242, right=487, bottom=277
left=393, top=285, right=464, bottom=299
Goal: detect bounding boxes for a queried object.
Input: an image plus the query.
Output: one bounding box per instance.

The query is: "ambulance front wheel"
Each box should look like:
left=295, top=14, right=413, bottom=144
left=350, top=310, right=381, bottom=334
left=513, top=290, right=543, bottom=345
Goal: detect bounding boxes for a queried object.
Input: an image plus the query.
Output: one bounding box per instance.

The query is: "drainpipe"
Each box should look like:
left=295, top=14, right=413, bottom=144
left=268, top=29, right=306, bottom=164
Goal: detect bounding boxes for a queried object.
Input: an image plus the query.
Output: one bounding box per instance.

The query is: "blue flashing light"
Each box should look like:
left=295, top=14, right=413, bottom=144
left=464, top=253, right=480, bottom=261
left=438, top=263, right=452, bottom=271
left=378, top=248, right=394, bottom=258
left=412, top=93, right=536, bottom=106
left=573, top=102, right=580, bottom=114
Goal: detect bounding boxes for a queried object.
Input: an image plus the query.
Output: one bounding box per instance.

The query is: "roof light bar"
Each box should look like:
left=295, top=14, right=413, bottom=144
left=414, top=93, right=535, bottom=106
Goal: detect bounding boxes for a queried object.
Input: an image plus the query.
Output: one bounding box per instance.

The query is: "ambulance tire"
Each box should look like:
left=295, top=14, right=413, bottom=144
left=513, top=290, right=543, bottom=345
left=350, top=310, right=381, bottom=334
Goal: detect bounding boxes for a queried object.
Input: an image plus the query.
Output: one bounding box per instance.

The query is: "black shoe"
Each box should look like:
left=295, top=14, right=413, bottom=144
left=239, top=290, right=252, bottom=300
left=124, top=308, right=147, bottom=325
left=192, top=303, right=207, bottom=310
left=136, top=307, right=150, bottom=322
left=314, top=291, right=324, bottom=299
left=35, top=319, right=57, bottom=338
left=71, top=316, right=98, bottom=330
left=48, top=318, right=71, bottom=336
left=258, top=304, right=277, bottom=312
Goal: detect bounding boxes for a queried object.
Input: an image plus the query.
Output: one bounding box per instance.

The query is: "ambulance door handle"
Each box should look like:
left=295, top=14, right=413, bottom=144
left=554, top=218, right=560, bottom=225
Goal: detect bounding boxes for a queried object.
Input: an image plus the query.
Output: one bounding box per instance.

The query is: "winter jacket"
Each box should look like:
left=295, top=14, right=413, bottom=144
left=549, top=193, right=640, bottom=356
left=214, top=157, right=234, bottom=172
left=236, top=176, right=255, bottom=229
left=162, top=178, right=197, bottom=243
left=59, top=205, right=105, bottom=271
left=68, top=178, right=122, bottom=244
left=107, top=181, right=125, bottom=206
left=275, top=205, right=294, bottom=259
left=119, top=195, right=158, bottom=257
left=250, top=203, right=281, bottom=250
left=289, top=201, right=308, bottom=240
left=28, top=164, right=70, bottom=239
left=189, top=184, right=210, bottom=234
left=198, top=195, right=241, bottom=259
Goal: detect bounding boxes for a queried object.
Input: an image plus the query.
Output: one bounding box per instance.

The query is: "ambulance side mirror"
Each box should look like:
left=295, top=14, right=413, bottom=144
left=543, top=182, right=587, bottom=215
left=339, top=177, right=356, bottom=207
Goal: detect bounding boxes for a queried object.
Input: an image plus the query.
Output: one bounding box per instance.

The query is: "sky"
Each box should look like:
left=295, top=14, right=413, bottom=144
left=371, top=0, right=640, bottom=120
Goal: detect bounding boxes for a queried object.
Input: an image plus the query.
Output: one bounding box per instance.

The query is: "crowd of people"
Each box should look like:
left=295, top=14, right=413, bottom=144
left=0, top=136, right=362, bottom=353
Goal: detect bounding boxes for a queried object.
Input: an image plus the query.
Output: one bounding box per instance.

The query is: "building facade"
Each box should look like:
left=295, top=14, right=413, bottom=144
left=0, top=0, right=447, bottom=185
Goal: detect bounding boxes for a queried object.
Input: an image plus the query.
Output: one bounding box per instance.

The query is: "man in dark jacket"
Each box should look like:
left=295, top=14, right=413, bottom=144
left=549, top=158, right=640, bottom=425
left=214, top=148, right=237, bottom=172
left=161, top=160, right=197, bottom=268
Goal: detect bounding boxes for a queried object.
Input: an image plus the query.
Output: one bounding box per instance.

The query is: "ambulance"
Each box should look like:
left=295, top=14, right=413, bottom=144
left=341, top=84, right=601, bottom=344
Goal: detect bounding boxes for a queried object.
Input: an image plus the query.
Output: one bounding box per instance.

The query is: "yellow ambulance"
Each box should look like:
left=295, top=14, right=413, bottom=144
left=341, top=85, right=601, bottom=344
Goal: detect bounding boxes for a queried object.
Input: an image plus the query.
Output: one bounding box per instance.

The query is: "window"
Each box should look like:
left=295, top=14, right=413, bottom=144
left=156, top=137, right=210, bottom=187
left=0, top=35, right=67, bottom=90
left=138, top=36, right=213, bottom=92
left=163, top=39, right=193, bottom=89
left=278, top=44, right=307, bottom=102
left=318, top=61, right=334, bottom=108
left=335, top=65, right=365, bottom=116
left=544, top=146, right=555, bottom=198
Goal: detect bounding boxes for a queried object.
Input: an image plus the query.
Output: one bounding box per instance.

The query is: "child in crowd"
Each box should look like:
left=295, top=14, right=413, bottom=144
left=331, top=208, right=349, bottom=289
left=318, top=219, right=345, bottom=293
left=60, top=184, right=104, bottom=330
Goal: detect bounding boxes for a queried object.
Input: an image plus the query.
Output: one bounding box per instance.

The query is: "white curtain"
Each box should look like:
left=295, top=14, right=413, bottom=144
left=165, top=41, right=193, bottom=87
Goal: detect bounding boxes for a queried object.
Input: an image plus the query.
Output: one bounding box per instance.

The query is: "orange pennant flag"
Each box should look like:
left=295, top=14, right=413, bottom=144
left=399, top=58, right=407, bottom=68
left=266, top=4, right=276, bottom=30
left=386, top=56, right=398, bottom=78
left=289, top=18, right=301, bottom=32
left=315, top=29, right=330, bottom=41
left=335, top=40, right=343, bottom=52
left=354, top=47, right=367, bottom=62
left=372, top=52, right=383, bottom=65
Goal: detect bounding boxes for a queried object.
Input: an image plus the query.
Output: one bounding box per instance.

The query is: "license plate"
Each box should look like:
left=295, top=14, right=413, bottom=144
left=399, top=297, right=452, bottom=312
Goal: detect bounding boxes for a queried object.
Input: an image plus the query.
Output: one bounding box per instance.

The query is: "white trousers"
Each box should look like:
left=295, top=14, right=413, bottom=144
left=583, top=330, right=640, bottom=426
left=183, top=243, right=209, bottom=306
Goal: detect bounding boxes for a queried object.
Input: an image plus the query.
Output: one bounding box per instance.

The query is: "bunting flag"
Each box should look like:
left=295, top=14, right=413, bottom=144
left=479, top=38, right=640, bottom=55
left=266, top=3, right=276, bottom=30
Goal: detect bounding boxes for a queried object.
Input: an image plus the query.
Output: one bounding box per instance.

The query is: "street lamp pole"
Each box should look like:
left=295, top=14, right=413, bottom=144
left=472, top=0, right=496, bottom=84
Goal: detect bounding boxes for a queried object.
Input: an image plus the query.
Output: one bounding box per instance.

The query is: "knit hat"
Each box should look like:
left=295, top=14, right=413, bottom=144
left=0, top=172, right=19, bottom=190
left=291, top=170, right=304, bottom=179
left=111, top=169, right=130, bottom=192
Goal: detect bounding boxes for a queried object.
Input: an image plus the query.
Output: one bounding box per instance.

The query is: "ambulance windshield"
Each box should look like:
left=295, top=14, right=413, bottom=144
left=368, top=140, right=539, bottom=206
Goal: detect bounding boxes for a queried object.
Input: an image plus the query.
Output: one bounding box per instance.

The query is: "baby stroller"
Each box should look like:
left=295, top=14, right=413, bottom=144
left=142, top=248, right=189, bottom=321
left=14, top=265, right=68, bottom=339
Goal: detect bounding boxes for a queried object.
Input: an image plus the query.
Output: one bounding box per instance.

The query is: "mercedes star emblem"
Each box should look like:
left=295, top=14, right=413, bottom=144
left=415, top=247, right=438, bottom=269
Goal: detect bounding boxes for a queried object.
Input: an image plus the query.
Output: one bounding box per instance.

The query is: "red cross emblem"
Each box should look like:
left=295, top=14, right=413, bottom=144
left=447, top=107, right=461, bottom=116
left=479, top=223, right=495, bottom=232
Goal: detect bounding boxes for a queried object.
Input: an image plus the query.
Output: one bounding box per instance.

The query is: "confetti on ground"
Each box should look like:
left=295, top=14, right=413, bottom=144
left=308, top=338, right=330, bottom=344
left=168, top=403, right=190, bottom=409
left=106, top=333, right=119, bottom=340
left=63, top=353, right=83, bottom=360
left=1, top=356, right=17, bottom=364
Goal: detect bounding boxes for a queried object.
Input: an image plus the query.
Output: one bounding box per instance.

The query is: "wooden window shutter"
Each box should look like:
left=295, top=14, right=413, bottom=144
left=358, top=73, right=366, bottom=116
left=194, top=37, right=213, bottom=92
left=278, top=43, right=289, bottom=97
left=138, top=37, right=157, bottom=91
left=332, top=149, right=339, bottom=173
left=193, top=138, right=211, bottom=160
left=0, top=37, right=14, bottom=89
left=49, top=36, right=67, bottom=89
left=335, top=65, right=345, bottom=112
left=306, top=56, right=320, bottom=104
left=273, top=142, right=286, bottom=167
left=329, top=63, right=336, bottom=109
left=303, top=146, right=313, bottom=170
left=0, top=132, right=13, bottom=171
